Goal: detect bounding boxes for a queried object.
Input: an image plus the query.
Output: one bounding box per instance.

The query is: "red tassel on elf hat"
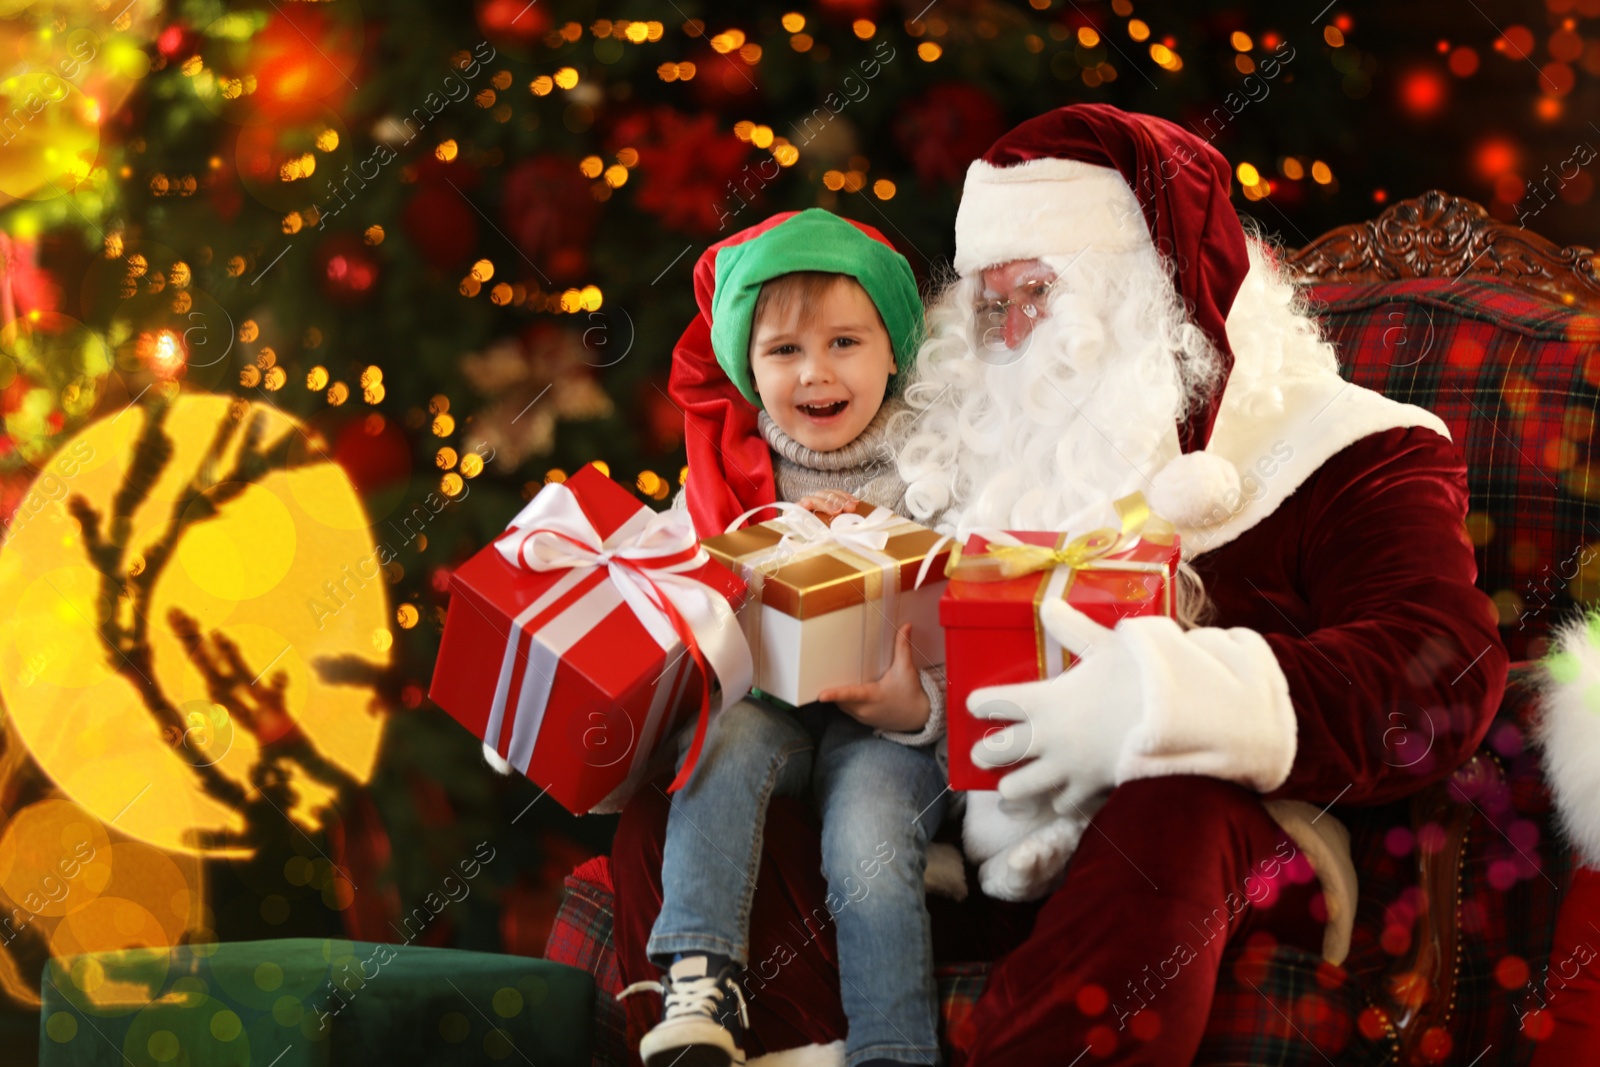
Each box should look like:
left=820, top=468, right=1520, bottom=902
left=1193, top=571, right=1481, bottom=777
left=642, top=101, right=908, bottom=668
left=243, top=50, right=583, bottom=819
left=670, top=209, right=923, bottom=538
left=954, top=103, right=1252, bottom=528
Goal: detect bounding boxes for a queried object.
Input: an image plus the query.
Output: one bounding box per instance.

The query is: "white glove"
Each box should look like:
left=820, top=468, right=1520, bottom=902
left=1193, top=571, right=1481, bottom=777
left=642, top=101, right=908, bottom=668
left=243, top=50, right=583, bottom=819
left=969, top=599, right=1297, bottom=816
left=968, top=598, right=1143, bottom=813
left=963, top=790, right=1093, bottom=902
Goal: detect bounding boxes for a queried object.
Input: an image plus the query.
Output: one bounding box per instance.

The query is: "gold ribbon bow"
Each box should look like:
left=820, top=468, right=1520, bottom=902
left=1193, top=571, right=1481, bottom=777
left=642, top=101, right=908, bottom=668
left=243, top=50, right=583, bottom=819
left=946, top=492, right=1175, bottom=583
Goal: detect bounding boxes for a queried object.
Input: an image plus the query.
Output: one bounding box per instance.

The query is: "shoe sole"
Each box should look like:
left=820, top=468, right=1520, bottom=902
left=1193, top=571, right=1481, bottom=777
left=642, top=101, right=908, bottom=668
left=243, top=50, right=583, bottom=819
left=640, top=1025, right=746, bottom=1067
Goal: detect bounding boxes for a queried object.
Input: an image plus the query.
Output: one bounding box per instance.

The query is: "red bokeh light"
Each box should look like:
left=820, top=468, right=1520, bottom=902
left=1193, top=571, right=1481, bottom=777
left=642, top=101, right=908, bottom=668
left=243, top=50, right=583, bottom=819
left=1399, top=68, right=1447, bottom=116
left=1494, top=954, right=1530, bottom=989
left=1550, top=27, right=1584, bottom=63
left=1541, top=61, right=1576, bottom=95
left=1449, top=46, right=1480, bottom=76
left=1498, top=25, right=1535, bottom=59
left=1475, top=138, right=1520, bottom=179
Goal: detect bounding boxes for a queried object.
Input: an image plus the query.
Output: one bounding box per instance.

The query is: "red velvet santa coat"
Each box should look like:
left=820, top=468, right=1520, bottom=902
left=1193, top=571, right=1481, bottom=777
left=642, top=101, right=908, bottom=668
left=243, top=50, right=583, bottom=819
left=612, top=368, right=1509, bottom=1065
left=1191, top=421, right=1505, bottom=808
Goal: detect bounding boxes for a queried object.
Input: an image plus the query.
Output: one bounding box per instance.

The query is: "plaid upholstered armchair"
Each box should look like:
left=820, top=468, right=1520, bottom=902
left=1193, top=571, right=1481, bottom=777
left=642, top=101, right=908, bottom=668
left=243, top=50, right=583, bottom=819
left=544, top=192, right=1594, bottom=1067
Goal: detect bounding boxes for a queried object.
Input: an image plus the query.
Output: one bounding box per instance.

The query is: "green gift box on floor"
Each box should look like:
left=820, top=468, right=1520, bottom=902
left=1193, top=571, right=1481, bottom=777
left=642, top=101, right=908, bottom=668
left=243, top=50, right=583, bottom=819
left=39, top=938, right=594, bottom=1067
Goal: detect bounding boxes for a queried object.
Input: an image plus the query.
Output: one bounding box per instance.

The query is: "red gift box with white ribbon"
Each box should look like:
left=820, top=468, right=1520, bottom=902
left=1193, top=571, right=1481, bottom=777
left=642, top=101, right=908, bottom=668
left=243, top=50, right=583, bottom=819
left=428, top=464, right=751, bottom=814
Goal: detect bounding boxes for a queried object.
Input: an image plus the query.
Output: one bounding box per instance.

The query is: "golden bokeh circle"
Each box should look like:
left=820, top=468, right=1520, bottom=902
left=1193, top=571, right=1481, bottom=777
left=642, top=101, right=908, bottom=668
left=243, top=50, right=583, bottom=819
left=0, top=394, right=388, bottom=855
left=174, top=482, right=297, bottom=601
left=0, top=799, right=112, bottom=919
left=0, top=73, right=101, bottom=201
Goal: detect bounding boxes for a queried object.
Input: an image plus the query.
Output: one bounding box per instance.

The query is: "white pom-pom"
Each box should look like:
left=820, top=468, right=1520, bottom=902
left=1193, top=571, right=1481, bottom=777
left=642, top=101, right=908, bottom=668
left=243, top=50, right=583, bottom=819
left=1147, top=450, right=1241, bottom=529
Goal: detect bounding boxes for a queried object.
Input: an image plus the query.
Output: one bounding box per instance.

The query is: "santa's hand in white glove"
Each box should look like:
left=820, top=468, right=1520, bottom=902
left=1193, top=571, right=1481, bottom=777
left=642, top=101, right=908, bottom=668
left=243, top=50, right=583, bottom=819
left=964, top=790, right=1098, bottom=902
left=968, top=599, right=1140, bottom=816
left=969, top=597, right=1297, bottom=816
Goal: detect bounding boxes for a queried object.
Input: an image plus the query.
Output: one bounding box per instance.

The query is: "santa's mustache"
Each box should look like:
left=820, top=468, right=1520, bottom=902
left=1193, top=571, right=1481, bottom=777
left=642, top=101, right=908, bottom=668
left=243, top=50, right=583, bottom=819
left=893, top=249, right=1211, bottom=539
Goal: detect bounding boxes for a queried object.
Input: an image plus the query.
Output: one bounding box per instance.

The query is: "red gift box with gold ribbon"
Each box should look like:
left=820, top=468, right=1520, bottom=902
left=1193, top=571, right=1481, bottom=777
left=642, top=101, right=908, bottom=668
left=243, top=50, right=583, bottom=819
left=940, top=494, right=1181, bottom=791
left=428, top=464, right=751, bottom=815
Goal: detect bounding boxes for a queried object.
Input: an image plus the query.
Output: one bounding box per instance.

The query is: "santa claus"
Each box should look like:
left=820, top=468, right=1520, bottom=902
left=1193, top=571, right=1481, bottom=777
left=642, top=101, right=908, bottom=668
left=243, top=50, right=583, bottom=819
left=612, top=104, right=1508, bottom=1065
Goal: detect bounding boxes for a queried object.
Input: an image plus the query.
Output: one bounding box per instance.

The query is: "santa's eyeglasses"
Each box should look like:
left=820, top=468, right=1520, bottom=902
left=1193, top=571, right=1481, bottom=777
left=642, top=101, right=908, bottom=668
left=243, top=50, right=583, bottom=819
left=973, top=278, right=1058, bottom=349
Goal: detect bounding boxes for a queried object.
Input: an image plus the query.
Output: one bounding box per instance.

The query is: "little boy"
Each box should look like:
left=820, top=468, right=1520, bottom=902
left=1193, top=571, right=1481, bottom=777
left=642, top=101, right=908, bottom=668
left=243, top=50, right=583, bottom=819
left=623, top=209, right=947, bottom=1067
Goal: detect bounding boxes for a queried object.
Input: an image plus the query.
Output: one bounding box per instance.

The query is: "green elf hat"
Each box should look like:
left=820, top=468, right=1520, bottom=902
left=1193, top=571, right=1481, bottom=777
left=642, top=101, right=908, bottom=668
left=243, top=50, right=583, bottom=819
left=708, top=209, right=924, bottom=408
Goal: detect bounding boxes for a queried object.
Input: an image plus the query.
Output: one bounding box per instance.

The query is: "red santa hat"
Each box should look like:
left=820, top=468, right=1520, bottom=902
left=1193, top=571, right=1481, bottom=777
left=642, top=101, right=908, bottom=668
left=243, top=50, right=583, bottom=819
left=954, top=104, right=1252, bottom=527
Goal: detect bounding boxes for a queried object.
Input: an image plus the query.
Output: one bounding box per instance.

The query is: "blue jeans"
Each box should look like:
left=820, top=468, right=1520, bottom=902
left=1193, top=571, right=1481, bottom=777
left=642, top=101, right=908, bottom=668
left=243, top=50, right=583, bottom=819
left=649, top=696, right=948, bottom=1067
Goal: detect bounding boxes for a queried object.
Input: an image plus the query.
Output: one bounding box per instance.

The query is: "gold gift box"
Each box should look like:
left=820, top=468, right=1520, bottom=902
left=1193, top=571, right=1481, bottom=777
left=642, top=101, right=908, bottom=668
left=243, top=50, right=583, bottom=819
left=701, top=504, right=952, bottom=618
left=701, top=504, right=952, bottom=706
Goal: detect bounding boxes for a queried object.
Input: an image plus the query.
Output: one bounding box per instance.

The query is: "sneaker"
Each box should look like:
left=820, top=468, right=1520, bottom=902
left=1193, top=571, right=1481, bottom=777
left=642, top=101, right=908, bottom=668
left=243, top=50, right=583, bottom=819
left=618, top=954, right=749, bottom=1067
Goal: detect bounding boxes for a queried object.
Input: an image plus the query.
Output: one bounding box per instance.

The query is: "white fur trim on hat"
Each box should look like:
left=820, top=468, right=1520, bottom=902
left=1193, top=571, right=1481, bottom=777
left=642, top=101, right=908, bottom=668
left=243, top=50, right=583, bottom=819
left=954, top=157, right=1149, bottom=276
left=1147, top=450, right=1243, bottom=530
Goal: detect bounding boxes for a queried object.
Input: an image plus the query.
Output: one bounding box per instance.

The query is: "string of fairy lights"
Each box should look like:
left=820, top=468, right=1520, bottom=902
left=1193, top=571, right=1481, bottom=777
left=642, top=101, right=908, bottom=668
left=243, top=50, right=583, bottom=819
left=428, top=6, right=1330, bottom=511
left=6, top=0, right=1588, bottom=642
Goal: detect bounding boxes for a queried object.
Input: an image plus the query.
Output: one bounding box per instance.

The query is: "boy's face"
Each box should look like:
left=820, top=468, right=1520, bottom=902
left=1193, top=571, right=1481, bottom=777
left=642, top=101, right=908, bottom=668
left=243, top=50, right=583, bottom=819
left=749, top=279, right=896, bottom=453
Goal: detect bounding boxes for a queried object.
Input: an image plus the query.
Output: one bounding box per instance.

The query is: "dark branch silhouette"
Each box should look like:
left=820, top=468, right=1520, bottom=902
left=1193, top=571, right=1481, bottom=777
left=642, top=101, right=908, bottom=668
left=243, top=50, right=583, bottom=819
left=65, top=396, right=371, bottom=843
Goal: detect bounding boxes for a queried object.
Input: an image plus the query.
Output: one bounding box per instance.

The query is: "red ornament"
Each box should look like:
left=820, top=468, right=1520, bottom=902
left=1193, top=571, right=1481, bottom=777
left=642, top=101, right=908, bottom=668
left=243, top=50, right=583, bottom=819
left=207, top=156, right=243, bottom=221
left=502, top=157, right=602, bottom=284
left=328, top=411, right=410, bottom=495
left=252, top=4, right=362, bottom=111
left=893, top=83, right=1008, bottom=187
left=687, top=46, right=762, bottom=110
left=0, top=373, right=28, bottom=416
left=156, top=23, right=200, bottom=60
left=0, top=234, right=60, bottom=320
left=315, top=233, right=380, bottom=304
left=402, top=181, right=480, bottom=270
left=297, top=407, right=413, bottom=524
left=476, top=0, right=551, bottom=45
left=326, top=790, right=402, bottom=945
left=610, top=107, right=756, bottom=235
left=640, top=376, right=685, bottom=451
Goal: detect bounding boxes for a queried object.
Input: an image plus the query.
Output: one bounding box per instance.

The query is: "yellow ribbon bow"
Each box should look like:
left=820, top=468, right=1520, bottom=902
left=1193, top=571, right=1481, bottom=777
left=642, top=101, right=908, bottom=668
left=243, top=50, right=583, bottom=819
left=947, top=492, right=1174, bottom=582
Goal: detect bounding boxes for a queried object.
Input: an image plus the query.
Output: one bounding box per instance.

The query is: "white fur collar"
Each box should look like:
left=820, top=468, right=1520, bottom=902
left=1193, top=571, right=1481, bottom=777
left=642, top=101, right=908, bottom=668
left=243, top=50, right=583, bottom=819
left=1167, top=370, right=1451, bottom=560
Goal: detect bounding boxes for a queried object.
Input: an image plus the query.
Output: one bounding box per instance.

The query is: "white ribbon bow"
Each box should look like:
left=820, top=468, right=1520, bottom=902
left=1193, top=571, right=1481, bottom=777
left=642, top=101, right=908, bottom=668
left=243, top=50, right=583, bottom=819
left=495, top=484, right=753, bottom=773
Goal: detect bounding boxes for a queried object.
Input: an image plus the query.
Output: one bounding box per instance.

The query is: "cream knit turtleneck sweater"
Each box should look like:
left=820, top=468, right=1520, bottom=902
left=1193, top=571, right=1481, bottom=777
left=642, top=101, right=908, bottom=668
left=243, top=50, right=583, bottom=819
left=751, top=397, right=947, bottom=750
left=758, top=398, right=910, bottom=517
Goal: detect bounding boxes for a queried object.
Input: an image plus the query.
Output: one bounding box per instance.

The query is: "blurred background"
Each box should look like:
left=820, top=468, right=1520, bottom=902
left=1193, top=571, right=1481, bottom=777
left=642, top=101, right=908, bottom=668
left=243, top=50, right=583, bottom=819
left=0, top=0, right=1592, bottom=1060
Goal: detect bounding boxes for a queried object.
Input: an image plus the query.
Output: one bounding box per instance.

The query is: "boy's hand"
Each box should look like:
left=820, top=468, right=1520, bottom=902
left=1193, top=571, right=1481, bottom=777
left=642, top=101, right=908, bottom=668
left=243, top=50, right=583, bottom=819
left=795, top=489, right=860, bottom=516
left=817, top=625, right=931, bottom=732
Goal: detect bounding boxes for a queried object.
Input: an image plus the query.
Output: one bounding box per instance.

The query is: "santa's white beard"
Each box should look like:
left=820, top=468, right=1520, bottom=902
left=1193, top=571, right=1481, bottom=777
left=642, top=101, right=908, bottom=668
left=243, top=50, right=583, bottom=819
left=894, top=246, right=1221, bottom=541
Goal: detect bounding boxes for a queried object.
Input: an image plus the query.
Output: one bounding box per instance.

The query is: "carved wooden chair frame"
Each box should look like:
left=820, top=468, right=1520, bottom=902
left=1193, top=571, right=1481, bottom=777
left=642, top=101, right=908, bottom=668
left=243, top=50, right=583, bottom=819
left=1284, top=191, right=1594, bottom=1060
